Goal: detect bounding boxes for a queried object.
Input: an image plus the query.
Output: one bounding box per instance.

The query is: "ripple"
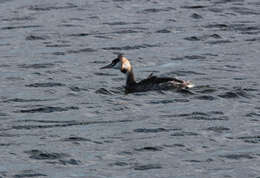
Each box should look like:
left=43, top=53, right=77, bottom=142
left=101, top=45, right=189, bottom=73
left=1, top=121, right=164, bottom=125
left=103, top=22, right=128, bottom=25
left=245, top=112, right=260, bottom=119
left=46, top=44, right=70, bottom=48
left=205, top=22, right=260, bottom=34
left=219, top=153, right=255, bottom=160
left=156, top=29, right=171, bottom=33
left=28, top=3, right=77, bottom=11
left=67, top=33, right=89, bottom=37
left=206, top=126, right=230, bottom=133
left=164, top=112, right=208, bottom=117
left=184, top=36, right=201, bottom=41
left=211, top=111, right=225, bottom=115
left=195, top=95, right=216, bottom=101
left=218, top=88, right=250, bottom=99
left=245, top=37, right=260, bottom=42
left=67, top=48, right=97, bottom=54
left=204, top=23, right=228, bottom=29
left=0, top=112, right=9, bottom=117
left=63, top=136, right=91, bottom=142
left=2, top=16, right=35, bottom=22
left=0, top=133, right=16, bottom=137
left=170, top=57, right=184, bottom=61
left=17, top=106, right=79, bottom=113
left=51, top=159, right=81, bottom=165
left=231, top=24, right=260, bottom=32
left=13, top=170, right=47, bottom=178
left=214, top=0, right=244, bottom=4
left=69, top=86, right=88, bottom=92
left=24, top=150, right=81, bottom=165
left=94, top=72, right=117, bottom=76
left=118, top=151, right=133, bottom=155
left=58, top=24, right=83, bottom=27
left=25, top=82, right=66, bottom=87
left=102, top=44, right=158, bottom=51
left=3, top=98, right=52, bottom=103
left=170, top=70, right=206, bottom=76
left=109, top=161, right=128, bottom=167
left=1, top=25, right=41, bottom=30
left=181, top=5, right=208, bottom=9
left=112, top=29, right=140, bottom=34
left=16, top=119, right=74, bottom=124
left=95, top=88, right=113, bottom=95
left=135, top=146, right=163, bottom=152
left=184, top=55, right=206, bottom=60
left=186, top=158, right=214, bottom=163
left=164, top=144, right=185, bottom=148
left=50, top=52, right=64, bottom=56
left=206, top=40, right=232, bottom=45
left=133, top=163, right=162, bottom=170
left=24, top=149, right=70, bottom=160
left=11, top=119, right=132, bottom=130
left=149, top=99, right=176, bottom=104
left=112, top=0, right=132, bottom=2
left=94, top=35, right=113, bottom=39
left=190, top=13, right=203, bottom=19
left=25, top=35, right=47, bottom=40
left=184, top=34, right=222, bottom=41
left=18, top=63, right=55, bottom=69
left=171, top=131, right=199, bottom=136
left=209, top=34, right=222, bottom=39
left=63, top=136, right=103, bottom=144
left=165, top=111, right=228, bottom=121
left=0, top=64, right=11, bottom=68
left=141, top=7, right=175, bottom=14
left=229, top=7, right=260, bottom=15
left=185, top=116, right=228, bottom=121
left=237, top=136, right=260, bottom=143
left=134, top=128, right=172, bottom=133
left=0, top=143, right=15, bottom=146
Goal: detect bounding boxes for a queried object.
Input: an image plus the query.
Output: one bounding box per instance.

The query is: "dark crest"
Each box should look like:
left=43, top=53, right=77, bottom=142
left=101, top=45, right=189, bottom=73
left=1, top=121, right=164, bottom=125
left=113, top=52, right=124, bottom=58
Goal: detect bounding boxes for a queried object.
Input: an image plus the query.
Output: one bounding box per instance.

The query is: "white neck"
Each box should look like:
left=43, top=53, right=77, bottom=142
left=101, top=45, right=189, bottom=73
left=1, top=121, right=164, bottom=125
left=125, top=69, right=136, bottom=87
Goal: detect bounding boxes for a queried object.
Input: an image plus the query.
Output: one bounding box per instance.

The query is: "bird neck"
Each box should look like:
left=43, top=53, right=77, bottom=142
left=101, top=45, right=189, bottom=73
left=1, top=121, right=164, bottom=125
left=126, top=68, right=136, bottom=87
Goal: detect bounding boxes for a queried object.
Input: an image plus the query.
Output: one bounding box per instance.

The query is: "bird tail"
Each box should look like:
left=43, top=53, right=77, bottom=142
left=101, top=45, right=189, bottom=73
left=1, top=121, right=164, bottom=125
left=184, top=81, right=194, bottom=88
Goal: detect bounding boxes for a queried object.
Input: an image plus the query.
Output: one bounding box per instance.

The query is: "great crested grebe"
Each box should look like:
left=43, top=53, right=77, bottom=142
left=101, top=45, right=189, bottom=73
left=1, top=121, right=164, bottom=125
left=100, top=54, right=193, bottom=93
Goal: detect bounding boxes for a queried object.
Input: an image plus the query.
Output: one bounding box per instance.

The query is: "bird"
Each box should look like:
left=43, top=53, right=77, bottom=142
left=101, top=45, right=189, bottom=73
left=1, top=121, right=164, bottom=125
left=100, top=54, right=193, bottom=93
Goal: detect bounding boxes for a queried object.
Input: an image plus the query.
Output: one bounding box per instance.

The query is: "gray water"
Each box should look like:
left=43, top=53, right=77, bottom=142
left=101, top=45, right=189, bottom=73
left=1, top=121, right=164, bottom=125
left=0, top=0, right=260, bottom=177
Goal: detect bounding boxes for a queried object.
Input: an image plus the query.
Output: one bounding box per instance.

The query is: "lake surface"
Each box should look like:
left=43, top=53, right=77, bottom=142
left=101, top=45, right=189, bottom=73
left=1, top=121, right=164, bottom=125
left=0, top=0, right=260, bottom=177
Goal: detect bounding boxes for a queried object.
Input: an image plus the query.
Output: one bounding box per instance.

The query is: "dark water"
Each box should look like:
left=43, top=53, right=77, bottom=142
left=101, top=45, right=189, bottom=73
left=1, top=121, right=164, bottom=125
left=0, top=0, right=260, bottom=177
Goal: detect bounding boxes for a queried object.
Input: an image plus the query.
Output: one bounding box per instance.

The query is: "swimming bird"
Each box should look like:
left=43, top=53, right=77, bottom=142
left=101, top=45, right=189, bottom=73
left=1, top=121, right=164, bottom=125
left=100, top=54, right=193, bottom=93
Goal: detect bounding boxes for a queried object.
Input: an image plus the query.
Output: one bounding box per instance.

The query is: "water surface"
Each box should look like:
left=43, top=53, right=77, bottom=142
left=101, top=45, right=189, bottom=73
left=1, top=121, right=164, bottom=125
left=0, top=0, right=260, bottom=177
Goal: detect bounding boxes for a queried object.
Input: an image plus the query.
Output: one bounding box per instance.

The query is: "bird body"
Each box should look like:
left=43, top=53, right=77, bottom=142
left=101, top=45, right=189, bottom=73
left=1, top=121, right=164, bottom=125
left=101, top=54, right=193, bottom=93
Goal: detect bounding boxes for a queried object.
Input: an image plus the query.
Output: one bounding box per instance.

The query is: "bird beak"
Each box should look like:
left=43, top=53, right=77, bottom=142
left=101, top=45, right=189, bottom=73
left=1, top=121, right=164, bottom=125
left=100, top=62, right=113, bottom=69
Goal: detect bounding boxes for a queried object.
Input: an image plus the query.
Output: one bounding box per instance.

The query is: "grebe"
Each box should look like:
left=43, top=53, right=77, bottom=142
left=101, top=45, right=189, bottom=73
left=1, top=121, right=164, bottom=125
left=100, top=54, right=193, bottom=93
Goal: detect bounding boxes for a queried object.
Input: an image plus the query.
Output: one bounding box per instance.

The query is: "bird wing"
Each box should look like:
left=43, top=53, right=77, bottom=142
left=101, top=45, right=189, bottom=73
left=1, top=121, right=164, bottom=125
left=139, top=75, right=184, bottom=85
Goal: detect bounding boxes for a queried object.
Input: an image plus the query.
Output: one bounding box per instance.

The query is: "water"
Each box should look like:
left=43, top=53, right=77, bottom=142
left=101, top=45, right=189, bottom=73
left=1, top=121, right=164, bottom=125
left=0, top=0, right=260, bottom=177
